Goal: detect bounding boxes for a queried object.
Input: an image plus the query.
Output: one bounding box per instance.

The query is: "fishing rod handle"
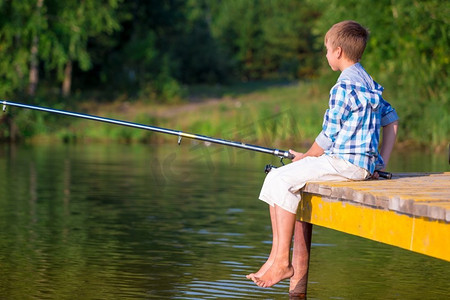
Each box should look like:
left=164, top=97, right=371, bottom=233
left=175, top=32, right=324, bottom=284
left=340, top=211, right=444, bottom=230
left=377, top=170, right=392, bottom=179
left=286, top=152, right=295, bottom=160
left=274, top=149, right=295, bottom=160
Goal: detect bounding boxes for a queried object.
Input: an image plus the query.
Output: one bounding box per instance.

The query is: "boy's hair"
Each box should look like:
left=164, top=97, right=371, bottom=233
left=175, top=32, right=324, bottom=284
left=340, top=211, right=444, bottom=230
left=325, top=20, right=369, bottom=62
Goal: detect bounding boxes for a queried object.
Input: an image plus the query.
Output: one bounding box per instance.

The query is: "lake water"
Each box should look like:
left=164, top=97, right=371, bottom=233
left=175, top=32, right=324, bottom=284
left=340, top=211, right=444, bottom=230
left=0, top=143, right=448, bottom=299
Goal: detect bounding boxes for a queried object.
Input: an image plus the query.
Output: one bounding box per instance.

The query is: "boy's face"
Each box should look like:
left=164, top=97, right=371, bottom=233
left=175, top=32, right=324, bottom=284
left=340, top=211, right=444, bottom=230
left=325, top=40, right=340, bottom=71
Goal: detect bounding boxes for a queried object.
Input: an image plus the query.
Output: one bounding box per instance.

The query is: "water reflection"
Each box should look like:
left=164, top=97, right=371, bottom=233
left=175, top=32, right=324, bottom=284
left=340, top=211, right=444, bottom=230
left=0, top=143, right=448, bottom=299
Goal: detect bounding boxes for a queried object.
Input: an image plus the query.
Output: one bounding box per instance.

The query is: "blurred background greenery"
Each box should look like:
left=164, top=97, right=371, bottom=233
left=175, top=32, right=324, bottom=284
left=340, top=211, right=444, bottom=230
left=0, top=0, right=448, bottom=149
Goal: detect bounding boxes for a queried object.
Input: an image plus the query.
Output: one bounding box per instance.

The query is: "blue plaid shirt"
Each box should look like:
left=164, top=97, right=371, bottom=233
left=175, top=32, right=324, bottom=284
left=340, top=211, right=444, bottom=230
left=316, top=63, right=398, bottom=174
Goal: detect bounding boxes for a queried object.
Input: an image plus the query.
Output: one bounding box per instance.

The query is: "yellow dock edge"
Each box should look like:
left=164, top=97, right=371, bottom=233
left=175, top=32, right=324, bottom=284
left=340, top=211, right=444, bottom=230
left=298, top=193, right=450, bottom=262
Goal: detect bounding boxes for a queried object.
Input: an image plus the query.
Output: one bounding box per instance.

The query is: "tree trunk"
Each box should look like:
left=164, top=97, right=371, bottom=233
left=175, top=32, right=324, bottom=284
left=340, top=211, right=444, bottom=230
left=27, top=0, right=44, bottom=96
left=28, top=35, right=39, bottom=96
left=62, top=60, right=72, bottom=97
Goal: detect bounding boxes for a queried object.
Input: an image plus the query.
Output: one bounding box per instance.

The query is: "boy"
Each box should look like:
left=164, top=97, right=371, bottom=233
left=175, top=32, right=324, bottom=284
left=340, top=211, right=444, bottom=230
left=246, top=20, right=398, bottom=288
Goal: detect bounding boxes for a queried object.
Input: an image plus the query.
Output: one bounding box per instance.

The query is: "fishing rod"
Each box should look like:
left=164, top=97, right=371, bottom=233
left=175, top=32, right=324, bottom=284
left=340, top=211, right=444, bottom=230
left=1, top=100, right=392, bottom=179
left=2, top=99, right=293, bottom=160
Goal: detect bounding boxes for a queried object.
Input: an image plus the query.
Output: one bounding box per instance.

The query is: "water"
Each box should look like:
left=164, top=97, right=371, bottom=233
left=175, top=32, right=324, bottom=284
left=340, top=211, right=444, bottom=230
left=0, top=143, right=448, bottom=299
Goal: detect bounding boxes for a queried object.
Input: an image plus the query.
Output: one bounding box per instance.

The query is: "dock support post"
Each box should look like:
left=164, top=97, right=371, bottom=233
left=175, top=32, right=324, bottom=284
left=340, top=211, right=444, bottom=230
left=289, top=220, right=312, bottom=299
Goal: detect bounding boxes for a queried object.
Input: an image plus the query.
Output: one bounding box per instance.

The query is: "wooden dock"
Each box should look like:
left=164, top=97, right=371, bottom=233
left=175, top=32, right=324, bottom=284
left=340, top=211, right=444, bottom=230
left=289, top=172, right=450, bottom=298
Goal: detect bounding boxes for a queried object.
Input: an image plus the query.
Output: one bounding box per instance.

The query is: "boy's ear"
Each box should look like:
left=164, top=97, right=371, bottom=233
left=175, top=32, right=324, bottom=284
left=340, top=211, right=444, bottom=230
left=336, top=46, right=343, bottom=58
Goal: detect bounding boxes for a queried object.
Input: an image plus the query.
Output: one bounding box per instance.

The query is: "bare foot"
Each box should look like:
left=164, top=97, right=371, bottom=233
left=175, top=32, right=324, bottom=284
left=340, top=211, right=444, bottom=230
left=246, top=259, right=273, bottom=281
left=254, top=263, right=294, bottom=288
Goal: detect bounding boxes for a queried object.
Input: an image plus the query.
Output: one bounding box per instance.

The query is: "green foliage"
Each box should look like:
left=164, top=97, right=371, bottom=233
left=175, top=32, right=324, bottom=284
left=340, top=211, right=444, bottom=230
left=0, top=0, right=448, bottom=146
left=0, top=0, right=44, bottom=97
left=208, top=0, right=321, bottom=80
left=315, top=0, right=450, bottom=146
left=0, top=0, right=121, bottom=97
left=42, top=0, right=121, bottom=94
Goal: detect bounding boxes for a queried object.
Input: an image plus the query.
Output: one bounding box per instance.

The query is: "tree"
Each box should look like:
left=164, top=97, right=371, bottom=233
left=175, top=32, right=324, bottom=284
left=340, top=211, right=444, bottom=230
left=28, top=0, right=44, bottom=96
left=42, top=0, right=121, bottom=97
left=0, top=0, right=47, bottom=97
left=208, top=0, right=321, bottom=80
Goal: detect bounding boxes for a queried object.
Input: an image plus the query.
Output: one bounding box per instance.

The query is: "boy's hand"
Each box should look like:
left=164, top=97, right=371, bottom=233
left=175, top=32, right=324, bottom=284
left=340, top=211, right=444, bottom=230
left=290, top=142, right=324, bottom=162
left=371, top=170, right=392, bottom=180
left=371, top=171, right=380, bottom=180
left=289, top=149, right=304, bottom=162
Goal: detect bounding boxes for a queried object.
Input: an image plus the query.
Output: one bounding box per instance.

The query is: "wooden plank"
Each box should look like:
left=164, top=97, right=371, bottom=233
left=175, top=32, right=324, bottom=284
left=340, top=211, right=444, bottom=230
left=297, top=172, right=450, bottom=261
left=303, top=172, right=450, bottom=221
left=297, top=193, right=450, bottom=262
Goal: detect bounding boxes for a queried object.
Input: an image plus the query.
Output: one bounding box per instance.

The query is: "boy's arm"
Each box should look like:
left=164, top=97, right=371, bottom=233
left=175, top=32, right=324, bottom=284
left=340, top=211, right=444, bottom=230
left=378, top=120, right=398, bottom=170
left=373, top=97, right=398, bottom=179
left=290, top=141, right=324, bottom=162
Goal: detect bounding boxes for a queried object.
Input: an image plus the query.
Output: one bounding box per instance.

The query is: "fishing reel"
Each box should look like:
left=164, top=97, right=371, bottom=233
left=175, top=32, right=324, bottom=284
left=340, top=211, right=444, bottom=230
left=264, top=156, right=287, bottom=174
left=264, top=164, right=276, bottom=174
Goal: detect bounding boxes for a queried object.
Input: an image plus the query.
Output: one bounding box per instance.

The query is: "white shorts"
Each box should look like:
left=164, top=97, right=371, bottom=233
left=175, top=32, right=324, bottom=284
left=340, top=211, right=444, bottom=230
left=259, top=155, right=369, bottom=214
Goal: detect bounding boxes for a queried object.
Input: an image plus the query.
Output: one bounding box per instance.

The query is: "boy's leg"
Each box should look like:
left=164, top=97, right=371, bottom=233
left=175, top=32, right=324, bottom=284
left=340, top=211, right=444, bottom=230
left=253, top=155, right=368, bottom=288
left=246, top=205, right=278, bottom=280
left=254, top=204, right=295, bottom=288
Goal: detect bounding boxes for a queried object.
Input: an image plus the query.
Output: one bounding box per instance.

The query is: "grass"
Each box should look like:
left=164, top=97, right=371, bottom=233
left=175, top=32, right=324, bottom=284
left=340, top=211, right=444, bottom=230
left=4, top=81, right=324, bottom=148
left=1, top=80, right=448, bottom=152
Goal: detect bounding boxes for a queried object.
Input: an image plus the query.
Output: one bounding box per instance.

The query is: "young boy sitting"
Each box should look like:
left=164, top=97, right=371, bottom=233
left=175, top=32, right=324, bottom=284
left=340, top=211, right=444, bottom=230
left=246, top=20, right=399, bottom=288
